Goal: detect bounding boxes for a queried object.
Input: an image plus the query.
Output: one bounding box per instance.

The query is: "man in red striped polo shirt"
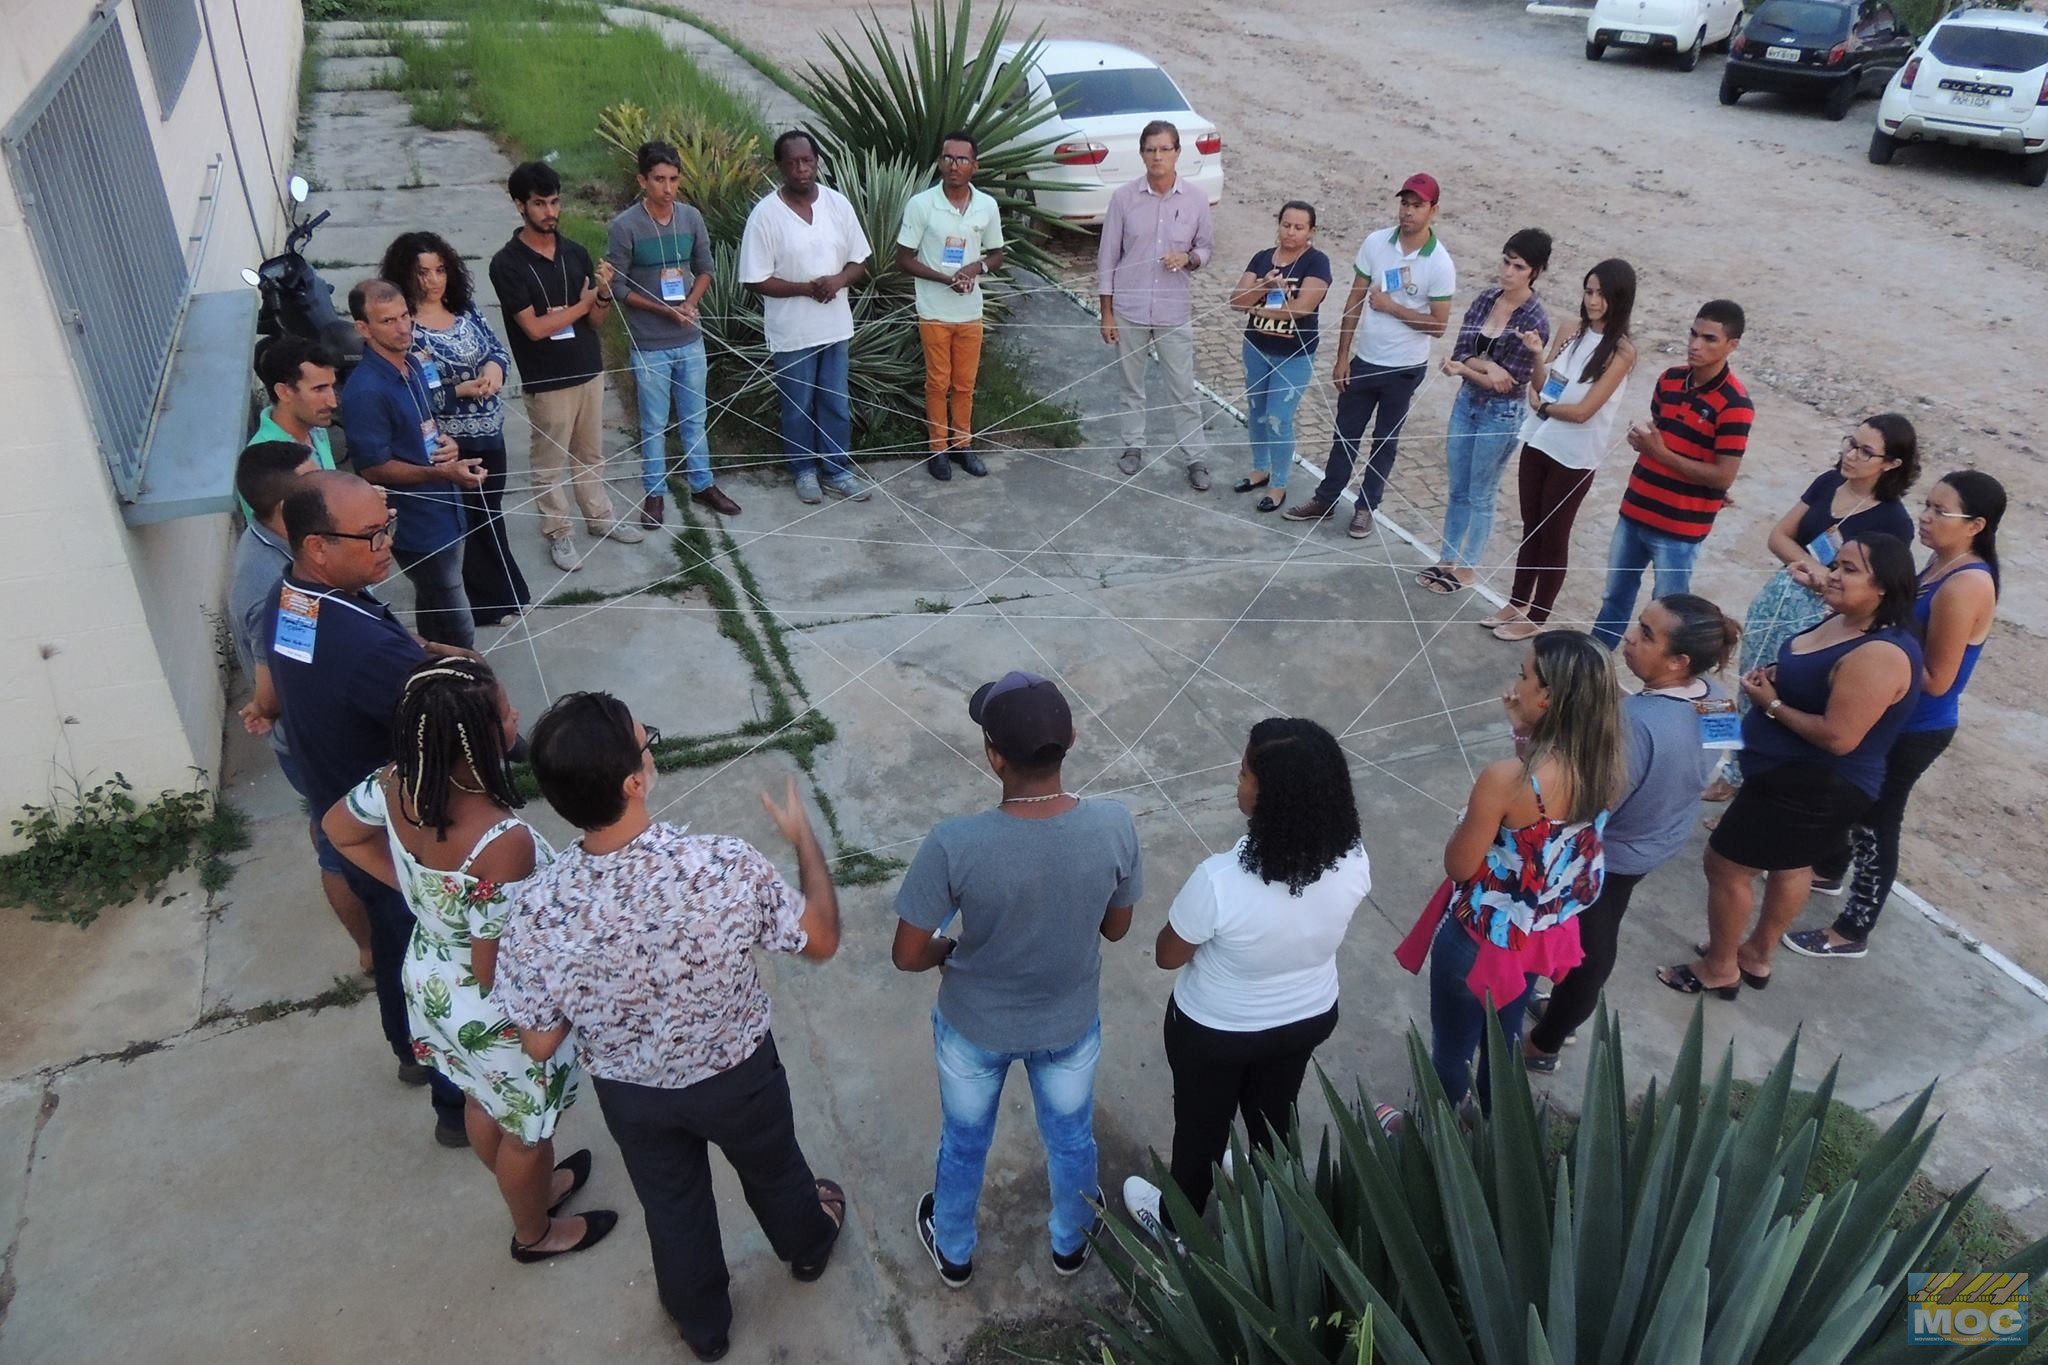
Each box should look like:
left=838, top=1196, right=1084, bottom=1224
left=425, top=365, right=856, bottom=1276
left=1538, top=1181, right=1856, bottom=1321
left=1590, top=300, right=1752, bottom=647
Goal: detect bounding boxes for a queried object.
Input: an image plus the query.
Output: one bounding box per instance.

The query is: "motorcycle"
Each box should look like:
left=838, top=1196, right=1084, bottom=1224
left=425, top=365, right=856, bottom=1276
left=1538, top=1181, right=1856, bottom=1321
left=240, top=174, right=362, bottom=382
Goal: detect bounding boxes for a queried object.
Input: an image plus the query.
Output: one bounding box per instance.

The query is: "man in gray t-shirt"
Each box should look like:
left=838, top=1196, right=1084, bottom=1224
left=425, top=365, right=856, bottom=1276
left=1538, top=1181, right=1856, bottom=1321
left=893, top=672, right=1141, bottom=1288
left=604, top=139, right=740, bottom=527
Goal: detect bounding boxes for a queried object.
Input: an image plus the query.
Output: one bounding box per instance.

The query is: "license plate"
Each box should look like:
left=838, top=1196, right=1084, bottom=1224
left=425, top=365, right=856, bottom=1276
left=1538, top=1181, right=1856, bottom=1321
left=1619, top=29, right=1651, bottom=43
left=1766, top=45, right=1801, bottom=61
left=1949, top=91, right=1993, bottom=107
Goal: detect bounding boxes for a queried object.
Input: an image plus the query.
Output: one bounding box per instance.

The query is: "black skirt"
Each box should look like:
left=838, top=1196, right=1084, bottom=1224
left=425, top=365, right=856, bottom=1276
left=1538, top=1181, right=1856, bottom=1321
left=1710, top=760, right=1874, bottom=872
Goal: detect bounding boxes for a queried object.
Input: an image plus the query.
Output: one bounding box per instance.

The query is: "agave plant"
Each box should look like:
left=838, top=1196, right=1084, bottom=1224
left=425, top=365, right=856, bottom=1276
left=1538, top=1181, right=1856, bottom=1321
left=1093, top=1004, right=2047, bottom=1365
left=595, top=103, right=772, bottom=244
left=797, top=0, right=1068, bottom=278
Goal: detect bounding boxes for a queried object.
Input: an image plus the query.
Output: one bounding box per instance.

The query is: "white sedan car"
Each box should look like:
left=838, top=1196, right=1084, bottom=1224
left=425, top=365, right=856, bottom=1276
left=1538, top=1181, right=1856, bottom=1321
left=1586, top=0, right=1746, bottom=69
left=996, top=39, right=1223, bottom=225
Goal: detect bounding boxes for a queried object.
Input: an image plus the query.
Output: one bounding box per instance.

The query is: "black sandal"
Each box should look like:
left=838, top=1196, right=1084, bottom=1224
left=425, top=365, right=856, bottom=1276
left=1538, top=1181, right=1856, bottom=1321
left=791, top=1178, right=846, bottom=1282
left=510, top=1209, right=619, bottom=1263
left=1693, top=944, right=1770, bottom=990
left=1416, top=566, right=1466, bottom=595
left=549, top=1148, right=592, bottom=1216
left=1657, top=963, right=1739, bottom=1000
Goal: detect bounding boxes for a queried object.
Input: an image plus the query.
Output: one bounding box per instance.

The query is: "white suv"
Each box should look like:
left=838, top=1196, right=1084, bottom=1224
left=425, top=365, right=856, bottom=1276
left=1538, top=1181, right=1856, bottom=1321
left=1870, top=5, right=2048, bottom=186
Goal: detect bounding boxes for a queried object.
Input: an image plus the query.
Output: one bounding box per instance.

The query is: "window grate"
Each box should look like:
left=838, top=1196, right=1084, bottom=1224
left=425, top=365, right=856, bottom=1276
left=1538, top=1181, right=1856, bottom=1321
left=132, top=0, right=203, bottom=115
left=3, top=17, right=188, bottom=499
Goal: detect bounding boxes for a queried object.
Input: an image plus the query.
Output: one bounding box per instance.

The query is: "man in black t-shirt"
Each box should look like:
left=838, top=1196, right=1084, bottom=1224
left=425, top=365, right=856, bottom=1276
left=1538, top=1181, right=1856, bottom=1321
left=488, top=160, right=640, bottom=574
left=251, top=470, right=470, bottom=1144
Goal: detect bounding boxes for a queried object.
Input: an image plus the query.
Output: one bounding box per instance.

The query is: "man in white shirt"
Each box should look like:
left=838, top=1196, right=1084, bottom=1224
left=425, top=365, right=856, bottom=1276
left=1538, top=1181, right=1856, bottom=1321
left=738, top=132, right=876, bottom=506
left=1286, top=174, right=1455, bottom=538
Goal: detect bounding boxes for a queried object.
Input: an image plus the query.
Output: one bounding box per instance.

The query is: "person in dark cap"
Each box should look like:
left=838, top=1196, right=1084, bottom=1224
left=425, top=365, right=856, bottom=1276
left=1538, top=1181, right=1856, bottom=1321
left=892, top=672, right=1144, bottom=1289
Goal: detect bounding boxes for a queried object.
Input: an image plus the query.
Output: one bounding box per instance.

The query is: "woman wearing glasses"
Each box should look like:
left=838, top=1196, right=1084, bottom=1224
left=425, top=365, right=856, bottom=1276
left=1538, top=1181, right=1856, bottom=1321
left=1785, top=471, right=2004, bottom=961
left=1705, top=416, right=1917, bottom=801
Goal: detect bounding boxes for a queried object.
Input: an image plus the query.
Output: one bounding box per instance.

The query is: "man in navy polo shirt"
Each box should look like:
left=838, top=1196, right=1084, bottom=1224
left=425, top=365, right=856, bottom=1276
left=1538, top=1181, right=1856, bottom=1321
left=259, top=469, right=469, bottom=1144
left=342, top=278, right=487, bottom=650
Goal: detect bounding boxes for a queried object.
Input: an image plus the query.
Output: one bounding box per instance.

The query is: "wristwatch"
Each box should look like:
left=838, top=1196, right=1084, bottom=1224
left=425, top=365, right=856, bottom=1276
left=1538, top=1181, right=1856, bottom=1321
left=1537, top=399, right=1552, bottom=419
left=1766, top=699, right=1783, bottom=720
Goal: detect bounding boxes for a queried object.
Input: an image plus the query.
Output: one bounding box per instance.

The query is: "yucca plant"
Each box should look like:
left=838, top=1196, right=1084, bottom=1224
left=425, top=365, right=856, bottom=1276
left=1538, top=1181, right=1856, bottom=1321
left=1092, top=1004, right=2047, bottom=1365
left=595, top=103, right=772, bottom=245
left=797, top=0, right=1069, bottom=279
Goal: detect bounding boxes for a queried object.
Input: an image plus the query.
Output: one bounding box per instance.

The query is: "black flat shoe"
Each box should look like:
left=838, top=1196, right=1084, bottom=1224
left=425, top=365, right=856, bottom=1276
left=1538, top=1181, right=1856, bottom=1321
left=1658, top=963, right=1739, bottom=1000
left=549, top=1148, right=592, bottom=1216
left=685, top=1334, right=730, bottom=1362
left=1232, top=475, right=1270, bottom=494
left=1693, top=943, right=1770, bottom=989
left=1256, top=493, right=1287, bottom=513
left=510, top=1209, right=618, bottom=1264
left=950, top=448, right=988, bottom=477
left=926, top=452, right=952, bottom=481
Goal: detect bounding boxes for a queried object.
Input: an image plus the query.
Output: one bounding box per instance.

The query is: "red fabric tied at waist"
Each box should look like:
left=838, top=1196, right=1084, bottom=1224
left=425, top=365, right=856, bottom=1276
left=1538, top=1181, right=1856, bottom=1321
left=1395, top=878, right=1586, bottom=1005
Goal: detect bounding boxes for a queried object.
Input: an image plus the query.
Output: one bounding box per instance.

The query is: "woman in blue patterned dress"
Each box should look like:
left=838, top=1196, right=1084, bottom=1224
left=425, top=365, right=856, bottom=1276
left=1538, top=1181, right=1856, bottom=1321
left=382, top=231, right=531, bottom=628
left=325, top=657, right=616, bottom=1263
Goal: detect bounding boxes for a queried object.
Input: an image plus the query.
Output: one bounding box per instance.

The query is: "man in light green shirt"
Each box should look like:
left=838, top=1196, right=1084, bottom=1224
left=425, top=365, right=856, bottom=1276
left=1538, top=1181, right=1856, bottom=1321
left=895, top=132, right=1005, bottom=481
left=239, top=335, right=340, bottom=520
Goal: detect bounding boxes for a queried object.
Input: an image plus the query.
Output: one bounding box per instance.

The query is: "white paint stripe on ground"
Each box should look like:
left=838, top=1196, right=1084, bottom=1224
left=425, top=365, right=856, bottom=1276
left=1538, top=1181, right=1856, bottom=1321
left=1027, top=270, right=2048, bottom=1004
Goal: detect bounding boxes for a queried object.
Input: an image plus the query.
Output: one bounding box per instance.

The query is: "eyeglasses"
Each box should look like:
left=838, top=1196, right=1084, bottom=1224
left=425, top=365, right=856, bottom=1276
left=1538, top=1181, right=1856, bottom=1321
left=640, top=726, right=663, bottom=753
left=1840, top=435, right=1885, bottom=461
left=1921, top=502, right=1977, bottom=520
left=320, top=512, right=399, bottom=550
left=938, top=153, right=974, bottom=165
left=1140, top=144, right=1179, bottom=156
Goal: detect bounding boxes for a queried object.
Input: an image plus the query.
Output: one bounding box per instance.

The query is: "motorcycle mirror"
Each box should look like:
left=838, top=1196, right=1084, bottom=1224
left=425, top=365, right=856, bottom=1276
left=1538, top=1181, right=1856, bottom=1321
left=241, top=267, right=263, bottom=287
left=288, top=175, right=309, bottom=204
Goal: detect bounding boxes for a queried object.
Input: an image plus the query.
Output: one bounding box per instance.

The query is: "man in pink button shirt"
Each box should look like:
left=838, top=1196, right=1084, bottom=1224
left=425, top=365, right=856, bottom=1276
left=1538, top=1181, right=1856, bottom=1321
left=1097, top=120, right=1215, bottom=491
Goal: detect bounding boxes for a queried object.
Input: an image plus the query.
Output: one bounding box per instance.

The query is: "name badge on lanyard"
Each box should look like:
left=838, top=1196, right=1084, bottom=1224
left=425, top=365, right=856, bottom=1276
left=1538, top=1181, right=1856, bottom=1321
left=547, top=308, right=576, bottom=342
left=660, top=266, right=687, bottom=303
left=1540, top=372, right=1568, bottom=402
left=1806, top=527, right=1841, bottom=567
left=1696, top=697, right=1742, bottom=750
left=941, top=235, right=968, bottom=269
left=273, top=587, right=321, bottom=664
left=420, top=418, right=441, bottom=460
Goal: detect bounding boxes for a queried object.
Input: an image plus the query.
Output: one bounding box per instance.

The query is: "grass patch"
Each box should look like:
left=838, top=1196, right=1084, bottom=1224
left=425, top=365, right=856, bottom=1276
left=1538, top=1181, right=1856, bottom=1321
left=960, top=1313, right=1102, bottom=1364
left=305, top=0, right=567, bottom=21
left=977, top=338, right=1084, bottom=450
left=382, top=9, right=766, bottom=198
left=199, top=974, right=371, bottom=1028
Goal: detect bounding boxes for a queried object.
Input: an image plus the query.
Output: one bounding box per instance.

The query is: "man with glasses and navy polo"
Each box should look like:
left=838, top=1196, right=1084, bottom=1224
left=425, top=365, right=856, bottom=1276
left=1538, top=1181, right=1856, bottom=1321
left=252, top=469, right=476, bottom=1148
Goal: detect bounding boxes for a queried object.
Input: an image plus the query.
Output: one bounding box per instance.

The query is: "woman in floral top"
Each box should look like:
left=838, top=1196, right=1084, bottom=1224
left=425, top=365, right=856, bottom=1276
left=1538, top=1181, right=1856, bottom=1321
left=382, top=231, right=530, bottom=628
left=1394, top=632, right=1622, bottom=1113
left=325, top=657, right=617, bottom=1264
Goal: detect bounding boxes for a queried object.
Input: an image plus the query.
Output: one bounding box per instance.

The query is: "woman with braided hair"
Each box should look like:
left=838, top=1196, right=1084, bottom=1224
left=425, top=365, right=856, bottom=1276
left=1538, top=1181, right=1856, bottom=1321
left=325, top=657, right=617, bottom=1263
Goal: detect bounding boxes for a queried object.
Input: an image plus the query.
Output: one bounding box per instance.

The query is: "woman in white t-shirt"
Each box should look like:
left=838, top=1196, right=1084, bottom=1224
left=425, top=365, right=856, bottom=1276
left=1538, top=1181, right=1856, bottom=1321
left=1483, top=259, right=1638, bottom=643
left=1121, top=719, right=1371, bottom=1237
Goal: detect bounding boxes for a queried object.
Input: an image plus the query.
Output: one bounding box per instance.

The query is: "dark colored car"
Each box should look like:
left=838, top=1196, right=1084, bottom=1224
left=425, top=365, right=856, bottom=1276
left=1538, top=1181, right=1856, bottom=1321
left=1721, top=0, right=1917, bottom=120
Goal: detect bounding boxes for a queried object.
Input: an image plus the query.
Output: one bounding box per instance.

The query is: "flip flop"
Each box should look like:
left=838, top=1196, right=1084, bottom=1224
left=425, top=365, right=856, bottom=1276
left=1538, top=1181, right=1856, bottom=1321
left=791, top=1178, right=846, bottom=1282
left=1232, top=475, right=1271, bottom=494
left=1256, top=493, right=1287, bottom=513
left=1656, top=963, right=1739, bottom=1000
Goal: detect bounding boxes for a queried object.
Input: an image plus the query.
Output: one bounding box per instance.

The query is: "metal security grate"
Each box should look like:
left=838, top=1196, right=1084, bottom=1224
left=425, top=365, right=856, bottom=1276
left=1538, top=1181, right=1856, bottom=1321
left=131, top=0, right=202, bottom=114
left=3, top=17, right=188, bottom=499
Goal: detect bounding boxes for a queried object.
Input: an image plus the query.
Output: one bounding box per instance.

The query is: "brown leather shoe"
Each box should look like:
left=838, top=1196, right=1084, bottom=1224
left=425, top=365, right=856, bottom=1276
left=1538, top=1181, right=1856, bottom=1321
left=692, top=485, right=742, bottom=516
left=640, top=494, right=665, bottom=529
left=1282, top=499, right=1335, bottom=522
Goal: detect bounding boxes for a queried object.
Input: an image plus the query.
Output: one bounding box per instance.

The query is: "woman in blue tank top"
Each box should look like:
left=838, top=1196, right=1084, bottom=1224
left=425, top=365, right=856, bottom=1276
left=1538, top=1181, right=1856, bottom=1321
left=1784, top=472, right=2004, bottom=960
left=1663, top=534, right=1922, bottom=997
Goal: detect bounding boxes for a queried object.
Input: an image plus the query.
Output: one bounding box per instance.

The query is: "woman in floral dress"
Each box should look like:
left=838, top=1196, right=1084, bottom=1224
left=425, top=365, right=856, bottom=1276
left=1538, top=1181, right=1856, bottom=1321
left=325, top=657, right=616, bottom=1263
left=381, top=230, right=531, bottom=628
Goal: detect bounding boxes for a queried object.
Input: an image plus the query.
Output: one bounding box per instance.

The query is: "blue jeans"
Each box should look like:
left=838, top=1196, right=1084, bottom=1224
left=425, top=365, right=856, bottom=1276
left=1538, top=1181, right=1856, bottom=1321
left=1427, top=914, right=1531, bottom=1111
left=1242, top=342, right=1312, bottom=490
left=631, top=340, right=713, bottom=494
left=769, top=340, right=854, bottom=480
left=1439, top=386, right=1526, bottom=569
left=1592, top=517, right=1703, bottom=647
left=931, top=1008, right=1101, bottom=1264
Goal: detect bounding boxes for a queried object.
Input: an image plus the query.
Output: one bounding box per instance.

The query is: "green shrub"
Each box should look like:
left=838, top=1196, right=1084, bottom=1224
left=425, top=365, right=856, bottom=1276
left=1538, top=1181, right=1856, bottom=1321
left=1093, top=1005, right=2048, bottom=1364
left=595, top=105, right=771, bottom=244
left=0, top=774, right=248, bottom=926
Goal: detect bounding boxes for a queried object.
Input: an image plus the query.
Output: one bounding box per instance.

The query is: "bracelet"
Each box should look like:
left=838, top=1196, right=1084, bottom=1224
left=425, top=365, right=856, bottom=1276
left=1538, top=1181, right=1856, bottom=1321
left=1766, top=699, right=1783, bottom=719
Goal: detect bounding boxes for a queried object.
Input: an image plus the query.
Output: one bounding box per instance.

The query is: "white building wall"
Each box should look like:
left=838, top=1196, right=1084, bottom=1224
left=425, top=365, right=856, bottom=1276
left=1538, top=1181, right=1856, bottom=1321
left=0, top=0, right=303, bottom=840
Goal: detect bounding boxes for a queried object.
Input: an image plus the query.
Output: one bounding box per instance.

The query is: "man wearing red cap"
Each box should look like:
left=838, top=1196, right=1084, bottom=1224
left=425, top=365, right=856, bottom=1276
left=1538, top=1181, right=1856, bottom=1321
left=1288, top=174, right=1456, bottom=537
left=891, top=672, right=1144, bottom=1289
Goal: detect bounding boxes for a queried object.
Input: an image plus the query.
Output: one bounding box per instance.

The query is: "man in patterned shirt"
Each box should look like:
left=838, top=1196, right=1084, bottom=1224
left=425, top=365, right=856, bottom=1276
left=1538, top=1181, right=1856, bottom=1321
left=497, top=691, right=845, bottom=1364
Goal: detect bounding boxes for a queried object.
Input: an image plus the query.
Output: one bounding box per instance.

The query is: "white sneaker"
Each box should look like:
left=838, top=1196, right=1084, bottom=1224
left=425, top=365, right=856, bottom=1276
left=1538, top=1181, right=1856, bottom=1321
left=1121, top=1175, right=1178, bottom=1249
left=547, top=536, right=581, bottom=572
left=593, top=518, right=644, bottom=544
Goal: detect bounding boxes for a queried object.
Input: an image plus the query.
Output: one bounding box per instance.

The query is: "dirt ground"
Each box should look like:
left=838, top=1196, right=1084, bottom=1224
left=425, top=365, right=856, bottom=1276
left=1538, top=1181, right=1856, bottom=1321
left=715, top=0, right=2047, bottom=980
